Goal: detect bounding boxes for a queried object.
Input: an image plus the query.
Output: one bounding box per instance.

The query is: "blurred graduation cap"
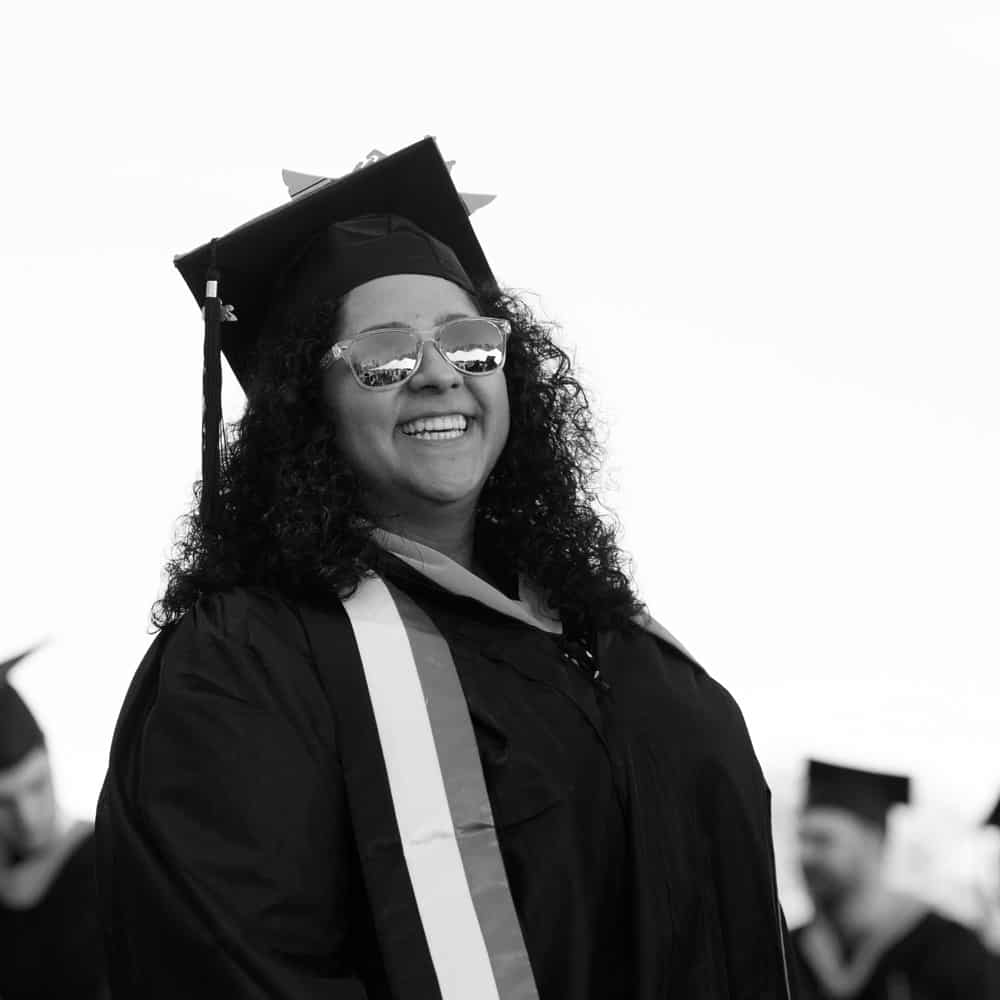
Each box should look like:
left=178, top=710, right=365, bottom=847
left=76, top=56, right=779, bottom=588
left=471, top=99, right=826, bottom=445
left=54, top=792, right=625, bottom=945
left=173, top=137, right=498, bottom=523
left=0, top=644, right=46, bottom=771
left=984, top=796, right=1000, bottom=829
left=805, top=759, right=911, bottom=828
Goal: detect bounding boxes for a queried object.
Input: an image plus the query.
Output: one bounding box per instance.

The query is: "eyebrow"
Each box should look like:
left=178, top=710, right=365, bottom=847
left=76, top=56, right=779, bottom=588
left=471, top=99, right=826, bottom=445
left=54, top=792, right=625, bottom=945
left=353, top=312, right=474, bottom=337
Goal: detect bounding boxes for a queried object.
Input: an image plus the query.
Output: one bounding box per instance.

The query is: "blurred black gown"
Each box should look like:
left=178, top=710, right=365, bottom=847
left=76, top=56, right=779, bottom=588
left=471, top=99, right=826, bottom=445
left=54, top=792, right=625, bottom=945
left=792, top=909, right=995, bottom=999
left=97, top=552, right=794, bottom=998
left=0, top=827, right=108, bottom=999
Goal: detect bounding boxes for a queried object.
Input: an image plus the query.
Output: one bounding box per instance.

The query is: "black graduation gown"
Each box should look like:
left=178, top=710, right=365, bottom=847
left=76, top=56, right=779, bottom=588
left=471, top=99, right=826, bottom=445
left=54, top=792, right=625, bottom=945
left=791, top=911, right=995, bottom=999
left=97, top=557, right=794, bottom=998
left=0, top=829, right=108, bottom=1000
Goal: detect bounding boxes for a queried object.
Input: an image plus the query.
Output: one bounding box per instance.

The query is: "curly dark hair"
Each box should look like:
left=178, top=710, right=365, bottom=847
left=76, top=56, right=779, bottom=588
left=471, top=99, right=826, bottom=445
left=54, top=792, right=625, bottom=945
left=153, top=286, right=643, bottom=633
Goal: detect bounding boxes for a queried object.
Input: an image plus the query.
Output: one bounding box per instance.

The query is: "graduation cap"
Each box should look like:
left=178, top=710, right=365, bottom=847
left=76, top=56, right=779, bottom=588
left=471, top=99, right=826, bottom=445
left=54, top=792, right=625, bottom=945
left=0, top=645, right=46, bottom=771
left=173, top=137, right=498, bottom=524
left=983, top=796, right=1000, bottom=829
left=804, top=759, right=911, bottom=828
left=282, top=150, right=497, bottom=214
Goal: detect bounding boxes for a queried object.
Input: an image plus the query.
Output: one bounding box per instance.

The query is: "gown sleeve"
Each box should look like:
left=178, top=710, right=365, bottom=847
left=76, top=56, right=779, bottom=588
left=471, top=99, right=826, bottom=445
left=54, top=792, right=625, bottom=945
left=96, top=590, right=378, bottom=999
left=698, top=680, right=799, bottom=998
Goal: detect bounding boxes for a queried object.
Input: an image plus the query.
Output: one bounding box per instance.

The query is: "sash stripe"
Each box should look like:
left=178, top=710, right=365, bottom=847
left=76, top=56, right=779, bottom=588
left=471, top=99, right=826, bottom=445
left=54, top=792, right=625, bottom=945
left=341, top=575, right=538, bottom=1000
left=387, top=583, right=540, bottom=1000
left=299, top=600, right=441, bottom=998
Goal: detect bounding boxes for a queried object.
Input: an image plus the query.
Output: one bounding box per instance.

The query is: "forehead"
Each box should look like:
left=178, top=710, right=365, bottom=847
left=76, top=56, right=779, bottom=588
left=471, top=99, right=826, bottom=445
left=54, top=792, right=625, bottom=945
left=799, top=806, right=870, bottom=841
left=0, top=747, right=50, bottom=794
left=338, top=273, right=479, bottom=336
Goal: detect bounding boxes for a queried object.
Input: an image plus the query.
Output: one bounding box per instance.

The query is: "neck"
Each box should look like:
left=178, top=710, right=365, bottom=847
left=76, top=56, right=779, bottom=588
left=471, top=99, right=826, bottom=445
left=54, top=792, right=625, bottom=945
left=819, top=880, right=890, bottom=952
left=374, top=505, right=477, bottom=571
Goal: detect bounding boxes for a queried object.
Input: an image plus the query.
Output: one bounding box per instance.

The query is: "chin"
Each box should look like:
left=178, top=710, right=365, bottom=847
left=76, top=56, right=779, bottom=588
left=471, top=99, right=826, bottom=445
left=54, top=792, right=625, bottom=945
left=410, top=475, right=484, bottom=506
left=417, top=488, right=480, bottom=507
left=803, top=876, right=845, bottom=907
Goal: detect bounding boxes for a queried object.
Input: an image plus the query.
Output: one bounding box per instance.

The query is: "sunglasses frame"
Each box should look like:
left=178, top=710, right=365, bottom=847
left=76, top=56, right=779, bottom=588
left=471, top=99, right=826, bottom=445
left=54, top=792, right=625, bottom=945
left=319, top=316, right=511, bottom=391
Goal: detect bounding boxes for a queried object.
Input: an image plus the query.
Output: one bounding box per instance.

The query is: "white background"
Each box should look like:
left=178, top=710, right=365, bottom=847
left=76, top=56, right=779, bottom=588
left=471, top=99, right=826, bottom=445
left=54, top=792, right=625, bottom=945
left=2, top=0, right=998, bottom=924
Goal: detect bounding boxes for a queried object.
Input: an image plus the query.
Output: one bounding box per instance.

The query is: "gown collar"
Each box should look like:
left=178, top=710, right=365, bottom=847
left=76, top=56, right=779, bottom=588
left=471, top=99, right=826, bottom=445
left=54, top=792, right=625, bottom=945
left=798, top=894, right=929, bottom=997
left=372, top=529, right=563, bottom=635
left=372, top=530, right=691, bottom=658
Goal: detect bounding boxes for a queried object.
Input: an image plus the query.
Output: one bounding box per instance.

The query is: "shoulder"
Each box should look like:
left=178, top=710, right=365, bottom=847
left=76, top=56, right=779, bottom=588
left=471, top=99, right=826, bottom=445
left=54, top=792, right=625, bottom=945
left=152, top=588, right=308, bottom=704
left=896, top=911, right=995, bottom=993
left=604, top=621, right=750, bottom=736
left=167, top=586, right=308, bottom=652
left=167, top=586, right=346, bottom=673
left=106, top=591, right=356, bottom=809
left=600, top=622, right=768, bottom=799
left=912, top=910, right=991, bottom=957
left=125, top=587, right=358, bottom=739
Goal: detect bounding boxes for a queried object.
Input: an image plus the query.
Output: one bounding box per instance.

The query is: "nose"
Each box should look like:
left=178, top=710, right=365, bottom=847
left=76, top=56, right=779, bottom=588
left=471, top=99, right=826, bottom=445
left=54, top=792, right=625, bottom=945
left=407, top=339, right=462, bottom=392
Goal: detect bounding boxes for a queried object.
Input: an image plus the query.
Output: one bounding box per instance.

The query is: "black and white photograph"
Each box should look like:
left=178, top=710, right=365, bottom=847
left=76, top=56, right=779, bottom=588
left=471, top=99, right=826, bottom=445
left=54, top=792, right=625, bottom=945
left=1, top=2, right=998, bottom=996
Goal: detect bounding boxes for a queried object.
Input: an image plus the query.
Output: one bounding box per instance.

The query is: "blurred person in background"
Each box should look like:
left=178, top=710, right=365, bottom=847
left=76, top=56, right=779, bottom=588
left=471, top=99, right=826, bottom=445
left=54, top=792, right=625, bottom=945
left=96, top=140, right=795, bottom=998
left=792, top=759, right=992, bottom=999
left=978, top=796, right=1000, bottom=990
left=0, top=646, right=108, bottom=999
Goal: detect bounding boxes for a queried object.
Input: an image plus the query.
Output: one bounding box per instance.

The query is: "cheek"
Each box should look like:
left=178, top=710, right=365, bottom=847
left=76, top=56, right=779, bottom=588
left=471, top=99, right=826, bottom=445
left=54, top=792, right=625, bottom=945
left=832, top=846, right=856, bottom=873
left=483, top=376, right=511, bottom=445
left=324, top=377, right=397, bottom=460
left=322, top=371, right=354, bottom=426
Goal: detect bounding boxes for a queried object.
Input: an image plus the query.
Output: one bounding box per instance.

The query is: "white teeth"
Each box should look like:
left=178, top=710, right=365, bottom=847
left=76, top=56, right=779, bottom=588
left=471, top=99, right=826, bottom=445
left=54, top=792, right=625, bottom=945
left=399, top=414, right=468, bottom=436
left=408, top=429, right=464, bottom=441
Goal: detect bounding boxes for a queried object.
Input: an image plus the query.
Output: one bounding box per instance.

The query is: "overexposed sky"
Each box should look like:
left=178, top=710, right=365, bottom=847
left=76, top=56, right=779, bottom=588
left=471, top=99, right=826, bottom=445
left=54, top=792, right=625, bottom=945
left=2, top=0, right=998, bottom=864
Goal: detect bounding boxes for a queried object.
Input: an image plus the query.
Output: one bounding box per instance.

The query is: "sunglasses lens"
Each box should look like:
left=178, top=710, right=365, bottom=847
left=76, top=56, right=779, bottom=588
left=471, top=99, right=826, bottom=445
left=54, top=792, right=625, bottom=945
left=440, top=319, right=506, bottom=374
left=349, top=331, right=419, bottom=388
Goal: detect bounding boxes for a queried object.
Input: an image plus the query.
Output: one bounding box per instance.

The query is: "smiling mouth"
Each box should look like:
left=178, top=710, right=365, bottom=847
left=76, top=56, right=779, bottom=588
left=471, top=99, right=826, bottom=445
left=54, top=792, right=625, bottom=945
left=399, top=414, right=469, bottom=440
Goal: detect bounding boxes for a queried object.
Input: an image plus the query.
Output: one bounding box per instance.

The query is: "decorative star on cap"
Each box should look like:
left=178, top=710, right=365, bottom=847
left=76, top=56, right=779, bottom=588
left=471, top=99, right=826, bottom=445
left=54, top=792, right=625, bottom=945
left=0, top=641, right=46, bottom=683
left=282, top=147, right=496, bottom=215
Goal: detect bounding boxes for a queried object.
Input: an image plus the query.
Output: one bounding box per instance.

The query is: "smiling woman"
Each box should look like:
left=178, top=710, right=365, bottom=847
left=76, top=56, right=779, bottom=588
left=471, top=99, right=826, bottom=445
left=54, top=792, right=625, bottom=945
left=151, top=210, right=638, bottom=636
left=97, top=139, right=794, bottom=999
left=323, top=275, right=511, bottom=548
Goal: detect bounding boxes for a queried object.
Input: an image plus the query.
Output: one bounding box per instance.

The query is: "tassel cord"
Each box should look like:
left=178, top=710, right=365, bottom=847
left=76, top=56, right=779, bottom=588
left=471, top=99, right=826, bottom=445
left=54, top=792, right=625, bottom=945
left=201, top=242, right=223, bottom=526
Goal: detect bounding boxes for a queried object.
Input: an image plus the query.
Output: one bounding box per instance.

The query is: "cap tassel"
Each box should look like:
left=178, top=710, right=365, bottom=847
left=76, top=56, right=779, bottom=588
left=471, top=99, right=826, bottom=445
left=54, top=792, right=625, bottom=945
left=201, top=241, right=223, bottom=525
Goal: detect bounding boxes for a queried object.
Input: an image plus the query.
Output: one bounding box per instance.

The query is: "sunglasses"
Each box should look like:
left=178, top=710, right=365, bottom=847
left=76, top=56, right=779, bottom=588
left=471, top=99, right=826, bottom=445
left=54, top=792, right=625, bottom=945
left=319, top=317, right=510, bottom=391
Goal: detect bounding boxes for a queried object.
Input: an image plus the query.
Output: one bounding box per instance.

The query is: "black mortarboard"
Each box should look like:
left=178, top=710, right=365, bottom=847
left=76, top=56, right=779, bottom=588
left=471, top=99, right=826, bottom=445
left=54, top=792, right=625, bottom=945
left=0, top=645, right=45, bottom=770
left=804, top=759, right=911, bottom=828
left=984, top=795, right=1000, bottom=829
left=172, top=137, right=498, bottom=523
